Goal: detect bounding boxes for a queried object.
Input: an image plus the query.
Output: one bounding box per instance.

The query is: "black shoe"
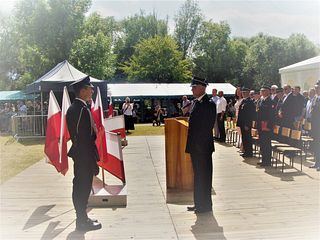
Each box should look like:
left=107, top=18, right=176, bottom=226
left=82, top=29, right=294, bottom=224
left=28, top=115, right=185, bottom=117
left=241, top=153, right=253, bottom=158
left=260, top=163, right=271, bottom=167
left=76, top=219, right=102, bottom=231
left=195, top=208, right=212, bottom=214
left=309, top=165, right=317, bottom=168
left=88, top=217, right=98, bottom=223
left=187, top=206, right=196, bottom=211
left=257, top=162, right=263, bottom=165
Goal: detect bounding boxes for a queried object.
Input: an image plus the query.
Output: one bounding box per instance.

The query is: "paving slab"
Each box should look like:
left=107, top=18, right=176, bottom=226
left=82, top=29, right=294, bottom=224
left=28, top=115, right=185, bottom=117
left=0, top=136, right=319, bottom=239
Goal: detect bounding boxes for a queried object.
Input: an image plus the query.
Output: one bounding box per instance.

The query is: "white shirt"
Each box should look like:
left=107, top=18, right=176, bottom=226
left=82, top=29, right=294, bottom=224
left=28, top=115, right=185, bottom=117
left=210, top=95, right=219, bottom=104
left=306, top=97, right=314, bottom=119
left=122, top=102, right=133, bottom=116
left=217, top=96, right=227, bottom=114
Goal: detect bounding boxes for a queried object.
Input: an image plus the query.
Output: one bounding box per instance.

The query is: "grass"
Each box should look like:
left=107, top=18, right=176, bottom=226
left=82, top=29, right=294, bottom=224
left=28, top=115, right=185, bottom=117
left=0, top=124, right=164, bottom=184
left=127, top=123, right=165, bottom=136
left=0, top=135, right=45, bottom=184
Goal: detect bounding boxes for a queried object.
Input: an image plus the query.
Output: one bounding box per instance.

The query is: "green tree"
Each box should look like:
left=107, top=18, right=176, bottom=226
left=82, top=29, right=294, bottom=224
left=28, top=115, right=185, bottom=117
left=174, top=0, right=203, bottom=58
left=193, top=20, right=231, bottom=83
left=285, top=33, right=319, bottom=65
left=70, top=32, right=115, bottom=80
left=115, top=11, right=168, bottom=74
left=1, top=0, right=91, bottom=89
left=243, top=33, right=287, bottom=89
left=121, top=36, right=191, bottom=82
left=228, top=39, right=248, bottom=87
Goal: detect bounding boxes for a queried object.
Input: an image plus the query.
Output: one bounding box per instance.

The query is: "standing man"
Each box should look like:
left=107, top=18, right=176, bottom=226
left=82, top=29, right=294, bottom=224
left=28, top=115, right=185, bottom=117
left=66, top=76, right=102, bottom=231
left=237, top=87, right=256, bottom=157
left=279, top=85, right=295, bottom=128
left=181, top=95, right=191, bottom=117
left=185, top=76, right=216, bottom=214
left=310, top=81, right=320, bottom=171
left=210, top=88, right=220, bottom=139
left=256, top=86, right=275, bottom=167
left=216, top=91, right=227, bottom=142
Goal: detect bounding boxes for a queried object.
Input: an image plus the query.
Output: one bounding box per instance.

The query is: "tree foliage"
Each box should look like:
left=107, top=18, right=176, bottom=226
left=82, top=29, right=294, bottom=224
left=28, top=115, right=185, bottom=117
left=70, top=32, right=115, bottom=80
left=174, top=0, right=203, bottom=59
left=0, top=0, right=319, bottom=91
left=121, top=36, right=191, bottom=83
left=115, top=11, right=168, bottom=68
left=193, top=21, right=232, bottom=83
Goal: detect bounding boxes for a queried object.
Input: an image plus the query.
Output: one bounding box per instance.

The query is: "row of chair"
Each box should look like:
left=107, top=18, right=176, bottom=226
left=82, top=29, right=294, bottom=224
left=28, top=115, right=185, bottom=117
left=225, top=117, right=314, bottom=173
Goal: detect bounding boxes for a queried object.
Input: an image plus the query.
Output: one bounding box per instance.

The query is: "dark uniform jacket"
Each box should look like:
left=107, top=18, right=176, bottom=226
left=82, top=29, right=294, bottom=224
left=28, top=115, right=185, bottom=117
left=66, top=99, right=99, bottom=164
left=279, top=93, right=295, bottom=127
left=256, top=96, right=275, bottom=131
left=311, top=96, right=320, bottom=139
left=185, top=94, right=216, bottom=154
left=237, top=97, right=256, bottom=128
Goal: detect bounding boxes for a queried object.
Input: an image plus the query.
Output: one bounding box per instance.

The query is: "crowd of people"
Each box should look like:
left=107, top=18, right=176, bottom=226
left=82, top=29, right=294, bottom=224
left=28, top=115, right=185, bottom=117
left=218, top=82, right=319, bottom=171
left=0, top=100, right=47, bottom=133
left=178, top=81, right=320, bottom=171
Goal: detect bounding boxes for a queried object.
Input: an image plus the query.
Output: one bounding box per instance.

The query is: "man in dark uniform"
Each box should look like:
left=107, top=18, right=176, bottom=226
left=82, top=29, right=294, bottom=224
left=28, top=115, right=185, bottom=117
left=237, top=87, right=256, bottom=157
left=256, top=86, right=275, bottom=167
left=278, top=85, right=295, bottom=128
left=310, top=81, right=320, bottom=171
left=185, top=76, right=216, bottom=214
left=66, top=76, right=102, bottom=231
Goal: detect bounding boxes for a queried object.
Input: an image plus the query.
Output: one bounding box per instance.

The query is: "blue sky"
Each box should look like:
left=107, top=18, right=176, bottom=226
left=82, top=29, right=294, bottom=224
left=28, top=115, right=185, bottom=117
left=1, top=0, right=319, bottom=45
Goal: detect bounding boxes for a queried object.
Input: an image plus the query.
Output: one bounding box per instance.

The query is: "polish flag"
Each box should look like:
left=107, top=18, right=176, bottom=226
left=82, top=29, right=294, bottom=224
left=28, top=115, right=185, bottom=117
left=58, top=87, right=71, bottom=175
left=99, top=131, right=126, bottom=183
left=107, top=97, right=114, bottom=118
left=104, top=115, right=126, bottom=139
left=92, top=87, right=107, bottom=163
left=44, top=91, right=63, bottom=174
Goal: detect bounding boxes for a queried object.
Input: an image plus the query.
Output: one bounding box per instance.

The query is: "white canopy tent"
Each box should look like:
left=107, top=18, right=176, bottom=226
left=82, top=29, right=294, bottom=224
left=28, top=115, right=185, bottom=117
left=279, top=56, right=320, bottom=90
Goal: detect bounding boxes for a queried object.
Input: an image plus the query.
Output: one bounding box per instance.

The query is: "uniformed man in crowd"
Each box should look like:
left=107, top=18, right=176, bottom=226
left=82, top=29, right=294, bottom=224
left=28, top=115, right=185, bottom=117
left=66, top=76, right=102, bottom=231
left=185, top=76, right=216, bottom=214
left=256, top=86, right=275, bottom=167
left=237, top=87, right=256, bottom=157
left=310, top=81, right=320, bottom=171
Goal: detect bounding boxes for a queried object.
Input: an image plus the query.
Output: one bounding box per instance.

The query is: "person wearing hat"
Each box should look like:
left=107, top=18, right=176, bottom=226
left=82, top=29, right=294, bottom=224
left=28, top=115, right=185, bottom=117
left=185, top=76, right=216, bottom=214
left=237, top=87, right=256, bottom=157
left=256, top=86, right=275, bottom=166
left=66, top=76, right=102, bottom=231
left=309, top=81, right=320, bottom=171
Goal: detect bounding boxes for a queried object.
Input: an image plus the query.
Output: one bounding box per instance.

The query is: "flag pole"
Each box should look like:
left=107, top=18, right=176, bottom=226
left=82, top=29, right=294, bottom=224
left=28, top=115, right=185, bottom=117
left=102, top=168, right=105, bottom=187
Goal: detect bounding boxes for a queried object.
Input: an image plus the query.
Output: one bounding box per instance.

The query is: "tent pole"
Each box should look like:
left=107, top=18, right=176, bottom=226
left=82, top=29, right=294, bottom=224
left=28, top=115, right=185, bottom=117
left=41, top=91, right=44, bottom=136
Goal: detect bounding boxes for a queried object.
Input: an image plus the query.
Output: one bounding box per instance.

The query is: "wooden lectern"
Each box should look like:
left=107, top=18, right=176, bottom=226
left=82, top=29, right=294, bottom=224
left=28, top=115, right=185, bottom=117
left=165, top=117, right=193, bottom=203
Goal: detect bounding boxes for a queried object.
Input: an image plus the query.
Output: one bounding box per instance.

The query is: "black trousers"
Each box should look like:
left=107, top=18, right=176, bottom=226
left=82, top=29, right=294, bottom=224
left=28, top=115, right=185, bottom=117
left=240, top=126, right=253, bottom=156
left=259, top=131, right=272, bottom=165
left=190, top=153, right=213, bottom=211
left=217, top=113, right=226, bottom=142
left=72, top=159, right=94, bottom=221
left=312, top=136, right=320, bottom=168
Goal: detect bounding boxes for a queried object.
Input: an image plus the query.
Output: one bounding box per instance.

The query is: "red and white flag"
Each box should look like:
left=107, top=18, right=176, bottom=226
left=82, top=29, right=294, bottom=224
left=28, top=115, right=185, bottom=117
left=58, top=87, right=71, bottom=175
left=100, top=131, right=126, bottom=183
left=44, top=91, right=63, bottom=174
left=104, top=115, right=126, bottom=139
left=108, top=96, right=114, bottom=118
left=91, top=87, right=107, bottom=163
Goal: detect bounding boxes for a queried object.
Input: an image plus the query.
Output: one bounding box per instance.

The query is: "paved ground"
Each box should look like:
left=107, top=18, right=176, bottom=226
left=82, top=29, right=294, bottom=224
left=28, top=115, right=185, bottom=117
left=0, top=136, right=319, bottom=239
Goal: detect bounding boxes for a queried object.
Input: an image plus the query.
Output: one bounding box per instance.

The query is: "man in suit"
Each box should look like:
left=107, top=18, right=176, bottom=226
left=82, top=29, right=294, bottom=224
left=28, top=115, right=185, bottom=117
left=278, top=85, right=295, bottom=128
left=185, top=76, right=216, bottom=214
left=256, top=86, right=275, bottom=167
left=66, top=76, right=102, bottom=231
left=310, top=81, right=320, bottom=171
left=237, top=87, right=256, bottom=157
